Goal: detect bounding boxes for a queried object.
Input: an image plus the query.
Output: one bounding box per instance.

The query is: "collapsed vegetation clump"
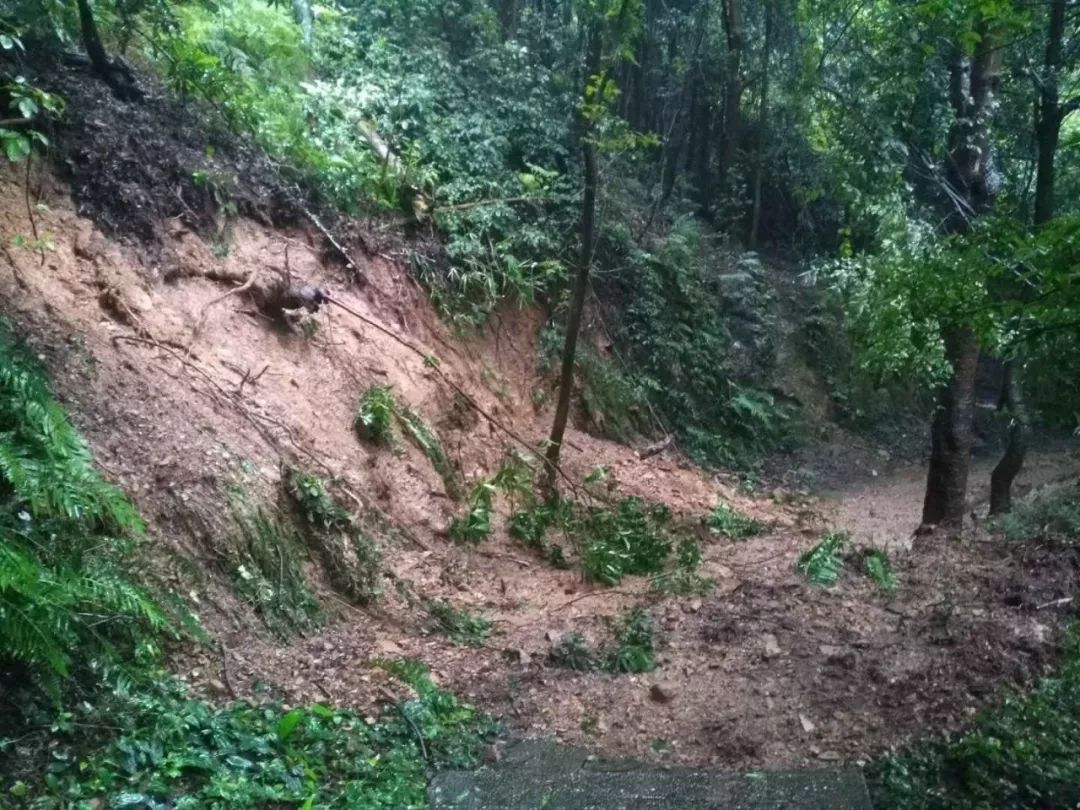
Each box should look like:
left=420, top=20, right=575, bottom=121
left=286, top=468, right=382, bottom=605
left=548, top=609, right=657, bottom=675
left=509, top=495, right=703, bottom=587
left=354, top=385, right=462, bottom=499
left=228, top=495, right=323, bottom=634
left=706, top=501, right=766, bottom=540
left=424, top=598, right=491, bottom=647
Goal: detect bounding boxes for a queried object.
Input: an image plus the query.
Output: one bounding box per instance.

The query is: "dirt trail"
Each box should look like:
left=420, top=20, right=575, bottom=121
left=823, top=447, right=1080, bottom=553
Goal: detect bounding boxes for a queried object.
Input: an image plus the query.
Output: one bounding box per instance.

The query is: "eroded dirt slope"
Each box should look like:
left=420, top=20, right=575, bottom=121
left=3, top=157, right=1079, bottom=774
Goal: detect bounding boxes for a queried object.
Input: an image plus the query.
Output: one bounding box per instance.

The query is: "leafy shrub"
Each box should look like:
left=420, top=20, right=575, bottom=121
left=0, top=331, right=171, bottom=694
left=706, top=502, right=766, bottom=540
left=797, top=531, right=849, bottom=587
left=425, top=599, right=490, bottom=647
left=998, top=484, right=1080, bottom=547
left=651, top=536, right=711, bottom=595
left=6, top=662, right=497, bottom=808
left=509, top=495, right=694, bottom=584
left=548, top=632, right=600, bottom=672
left=580, top=498, right=675, bottom=585
left=868, top=625, right=1080, bottom=809
left=547, top=609, right=656, bottom=674
left=448, top=480, right=495, bottom=544
left=355, top=384, right=398, bottom=447
left=607, top=609, right=656, bottom=674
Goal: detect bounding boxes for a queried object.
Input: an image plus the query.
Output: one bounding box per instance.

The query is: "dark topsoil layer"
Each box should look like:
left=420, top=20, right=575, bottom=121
left=33, top=55, right=304, bottom=249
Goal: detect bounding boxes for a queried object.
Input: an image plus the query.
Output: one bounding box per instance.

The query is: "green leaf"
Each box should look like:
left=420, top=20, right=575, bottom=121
left=277, top=707, right=306, bottom=740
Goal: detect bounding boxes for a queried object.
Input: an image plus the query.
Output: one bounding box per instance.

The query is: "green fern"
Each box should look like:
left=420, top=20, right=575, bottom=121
left=396, top=403, right=462, bottom=500
left=797, top=531, right=849, bottom=587
left=0, top=328, right=170, bottom=693
left=864, top=549, right=897, bottom=592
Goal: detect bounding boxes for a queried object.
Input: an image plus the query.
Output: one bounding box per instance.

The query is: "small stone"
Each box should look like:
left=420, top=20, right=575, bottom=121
left=207, top=678, right=227, bottom=694
left=799, top=713, right=816, bottom=733
left=650, top=682, right=676, bottom=704
left=762, top=633, right=781, bottom=659
left=689, top=598, right=703, bottom=613
left=818, top=750, right=842, bottom=761
left=375, top=638, right=403, bottom=656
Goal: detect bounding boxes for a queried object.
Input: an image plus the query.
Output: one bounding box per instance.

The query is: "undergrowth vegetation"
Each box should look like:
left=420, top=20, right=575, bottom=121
left=0, top=332, right=496, bottom=807
left=0, top=328, right=175, bottom=696
left=424, top=598, right=491, bottom=647
left=355, top=384, right=461, bottom=499
left=5, top=660, right=497, bottom=809
left=548, top=608, right=657, bottom=675
left=869, top=624, right=1080, bottom=809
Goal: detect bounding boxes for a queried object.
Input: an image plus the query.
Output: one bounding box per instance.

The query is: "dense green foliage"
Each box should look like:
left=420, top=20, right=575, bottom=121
left=509, top=494, right=704, bottom=586
left=796, top=531, right=848, bottom=587
left=0, top=329, right=172, bottom=695
left=8, top=661, right=496, bottom=809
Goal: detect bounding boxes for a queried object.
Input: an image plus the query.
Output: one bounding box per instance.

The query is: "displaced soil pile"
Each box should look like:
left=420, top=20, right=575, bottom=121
left=2, top=66, right=1078, bottom=776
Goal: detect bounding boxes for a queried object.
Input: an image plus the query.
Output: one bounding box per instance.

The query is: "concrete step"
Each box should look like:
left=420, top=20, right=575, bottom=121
left=429, top=740, right=873, bottom=810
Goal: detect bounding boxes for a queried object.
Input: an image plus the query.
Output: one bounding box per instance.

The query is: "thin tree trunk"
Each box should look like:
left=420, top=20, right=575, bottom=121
left=991, top=0, right=1068, bottom=513
left=749, top=0, right=774, bottom=248
left=990, top=363, right=1029, bottom=515
left=76, top=0, right=141, bottom=101
left=543, top=26, right=604, bottom=495
left=922, top=326, right=981, bottom=526
left=719, top=0, right=743, bottom=192
left=293, top=0, right=314, bottom=47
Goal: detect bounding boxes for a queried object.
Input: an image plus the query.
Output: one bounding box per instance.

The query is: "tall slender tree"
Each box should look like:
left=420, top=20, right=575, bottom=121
left=922, top=22, right=1003, bottom=528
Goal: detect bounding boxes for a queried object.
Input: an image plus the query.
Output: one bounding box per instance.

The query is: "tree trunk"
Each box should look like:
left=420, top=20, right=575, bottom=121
left=922, top=327, right=981, bottom=527
left=991, top=0, right=1069, bottom=513
left=543, top=26, right=603, bottom=495
left=76, top=0, right=141, bottom=101
left=719, top=0, right=743, bottom=192
left=293, top=0, right=314, bottom=47
left=749, top=0, right=774, bottom=248
left=990, top=363, right=1029, bottom=515
left=921, top=29, right=1001, bottom=530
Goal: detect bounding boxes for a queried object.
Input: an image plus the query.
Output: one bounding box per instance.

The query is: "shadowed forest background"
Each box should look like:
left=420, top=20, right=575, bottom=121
left=1, top=0, right=1080, bottom=807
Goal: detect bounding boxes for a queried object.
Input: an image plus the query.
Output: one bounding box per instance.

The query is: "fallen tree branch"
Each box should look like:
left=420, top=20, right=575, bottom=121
left=303, top=208, right=366, bottom=277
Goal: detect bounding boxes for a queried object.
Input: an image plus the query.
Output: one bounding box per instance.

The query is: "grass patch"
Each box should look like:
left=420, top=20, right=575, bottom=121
left=706, top=502, right=766, bottom=540
left=3, top=662, right=497, bottom=808
left=868, top=624, right=1080, bottom=809
left=424, top=599, right=491, bottom=647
